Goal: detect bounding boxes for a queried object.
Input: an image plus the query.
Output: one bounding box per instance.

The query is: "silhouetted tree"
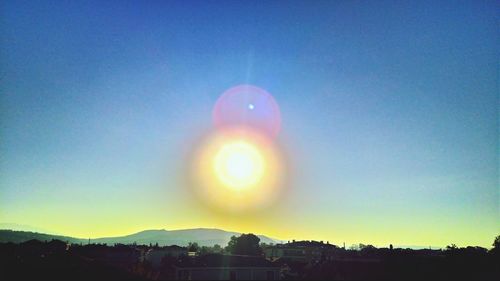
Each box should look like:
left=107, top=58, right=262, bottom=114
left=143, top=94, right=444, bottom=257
left=493, top=236, right=500, bottom=249
left=188, top=242, right=199, bottom=252
left=197, top=244, right=223, bottom=255
left=226, top=235, right=237, bottom=253
left=491, top=235, right=500, bottom=256
left=446, top=244, right=458, bottom=251
left=198, top=246, right=209, bottom=255
left=225, top=234, right=262, bottom=256
left=359, top=244, right=376, bottom=250
left=213, top=244, right=222, bottom=253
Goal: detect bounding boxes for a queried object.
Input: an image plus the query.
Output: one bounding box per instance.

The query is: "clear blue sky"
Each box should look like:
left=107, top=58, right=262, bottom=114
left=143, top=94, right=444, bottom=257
left=0, top=0, right=498, bottom=247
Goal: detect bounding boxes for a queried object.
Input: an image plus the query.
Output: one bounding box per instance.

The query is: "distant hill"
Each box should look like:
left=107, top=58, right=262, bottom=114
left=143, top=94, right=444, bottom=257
left=0, top=228, right=278, bottom=246
left=0, top=230, right=85, bottom=244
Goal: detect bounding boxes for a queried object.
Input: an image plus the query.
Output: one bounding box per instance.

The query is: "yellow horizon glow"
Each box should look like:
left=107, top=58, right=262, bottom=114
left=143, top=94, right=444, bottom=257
left=2, top=197, right=497, bottom=248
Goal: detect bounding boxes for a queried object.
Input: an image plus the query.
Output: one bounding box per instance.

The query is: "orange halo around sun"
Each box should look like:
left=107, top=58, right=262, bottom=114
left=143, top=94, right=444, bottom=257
left=192, top=128, right=285, bottom=212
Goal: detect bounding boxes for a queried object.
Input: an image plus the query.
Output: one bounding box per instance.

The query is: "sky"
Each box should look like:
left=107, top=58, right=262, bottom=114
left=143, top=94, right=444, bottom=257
left=0, top=0, right=498, bottom=247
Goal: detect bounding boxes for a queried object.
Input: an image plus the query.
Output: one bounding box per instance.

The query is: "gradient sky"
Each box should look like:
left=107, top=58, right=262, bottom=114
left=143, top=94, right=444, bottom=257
left=1, top=0, right=498, bottom=247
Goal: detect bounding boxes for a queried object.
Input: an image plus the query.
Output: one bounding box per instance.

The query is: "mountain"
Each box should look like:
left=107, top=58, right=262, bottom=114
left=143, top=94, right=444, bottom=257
left=0, top=229, right=85, bottom=244
left=93, top=228, right=277, bottom=246
left=0, top=228, right=279, bottom=246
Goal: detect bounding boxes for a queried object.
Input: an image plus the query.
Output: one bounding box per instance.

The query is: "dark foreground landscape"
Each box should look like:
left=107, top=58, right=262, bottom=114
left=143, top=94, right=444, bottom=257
left=1, top=230, right=498, bottom=280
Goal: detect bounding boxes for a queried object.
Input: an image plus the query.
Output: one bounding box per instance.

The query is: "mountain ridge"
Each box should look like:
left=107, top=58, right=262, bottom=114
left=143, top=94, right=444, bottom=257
left=0, top=228, right=279, bottom=247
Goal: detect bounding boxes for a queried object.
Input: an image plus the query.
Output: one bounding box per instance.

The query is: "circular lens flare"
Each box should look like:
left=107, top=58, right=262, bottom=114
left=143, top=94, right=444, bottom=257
left=214, top=141, right=264, bottom=190
left=213, top=85, right=281, bottom=139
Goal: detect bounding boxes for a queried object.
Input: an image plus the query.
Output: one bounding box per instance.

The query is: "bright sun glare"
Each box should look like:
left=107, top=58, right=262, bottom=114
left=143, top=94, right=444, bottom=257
left=192, top=128, right=284, bottom=211
left=214, top=141, right=264, bottom=190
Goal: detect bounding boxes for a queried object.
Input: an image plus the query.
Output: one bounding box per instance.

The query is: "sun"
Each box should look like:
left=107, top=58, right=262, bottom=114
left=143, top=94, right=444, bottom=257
left=190, top=128, right=285, bottom=211
left=214, top=141, right=264, bottom=190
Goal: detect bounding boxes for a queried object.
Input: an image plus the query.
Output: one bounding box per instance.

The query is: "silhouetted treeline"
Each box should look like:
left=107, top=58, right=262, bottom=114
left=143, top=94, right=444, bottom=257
left=297, top=245, right=498, bottom=280
left=0, top=240, right=146, bottom=281
left=1, top=235, right=499, bottom=280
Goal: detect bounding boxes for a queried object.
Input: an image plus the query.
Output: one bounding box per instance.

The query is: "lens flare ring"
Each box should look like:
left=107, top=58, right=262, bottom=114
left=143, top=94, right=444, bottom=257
left=213, top=84, right=281, bottom=139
